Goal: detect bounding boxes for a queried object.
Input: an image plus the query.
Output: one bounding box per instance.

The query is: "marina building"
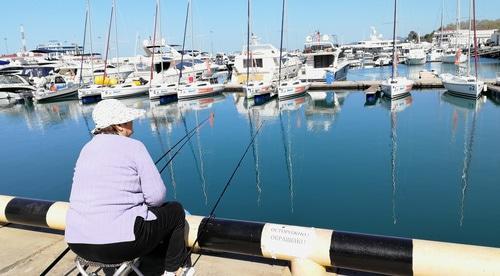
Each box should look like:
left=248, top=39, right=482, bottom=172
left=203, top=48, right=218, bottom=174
left=433, top=29, right=496, bottom=47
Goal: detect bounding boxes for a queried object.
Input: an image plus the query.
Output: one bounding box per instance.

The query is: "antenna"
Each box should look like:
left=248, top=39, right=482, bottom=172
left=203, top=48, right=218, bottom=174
left=20, top=25, right=27, bottom=53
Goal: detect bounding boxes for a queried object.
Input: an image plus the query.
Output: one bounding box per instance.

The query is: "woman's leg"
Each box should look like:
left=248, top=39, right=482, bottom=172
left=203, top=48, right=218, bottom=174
left=149, top=201, right=188, bottom=272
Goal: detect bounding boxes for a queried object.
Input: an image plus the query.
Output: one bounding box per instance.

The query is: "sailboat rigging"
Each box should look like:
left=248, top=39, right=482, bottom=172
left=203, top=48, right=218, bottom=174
left=381, top=0, right=414, bottom=99
left=440, top=0, right=485, bottom=99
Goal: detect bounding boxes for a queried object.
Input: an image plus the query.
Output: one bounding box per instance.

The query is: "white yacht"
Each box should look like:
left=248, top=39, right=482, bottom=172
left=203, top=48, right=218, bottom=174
left=299, top=32, right=349, bottom=82
left=101, top=78, right=149, bottom=99
left=33, top=74, right=80, bottom=102
left=231, top=36, right=301, bottom=86
left=440, top=73, right=484, bottom=98
left=427, top=48, right=445, bottom=62
left=277, top=79, right=310, bottom=100
left=177, top=80, right=224, bottom=100
left=405, top=48, right=426, bottom=65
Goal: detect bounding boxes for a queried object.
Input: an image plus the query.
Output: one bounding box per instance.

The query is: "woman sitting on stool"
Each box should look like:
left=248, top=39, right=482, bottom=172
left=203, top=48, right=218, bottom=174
left=65, top=99, right=193, bottom=276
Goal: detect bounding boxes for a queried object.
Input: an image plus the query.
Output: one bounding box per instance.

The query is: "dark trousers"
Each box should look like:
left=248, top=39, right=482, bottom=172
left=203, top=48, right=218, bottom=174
left=68, top=201, right=187, bottom=272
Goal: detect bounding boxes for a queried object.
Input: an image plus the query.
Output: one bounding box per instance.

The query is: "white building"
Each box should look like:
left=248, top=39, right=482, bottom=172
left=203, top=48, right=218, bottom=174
left=433, top=29, right=496, bottom=47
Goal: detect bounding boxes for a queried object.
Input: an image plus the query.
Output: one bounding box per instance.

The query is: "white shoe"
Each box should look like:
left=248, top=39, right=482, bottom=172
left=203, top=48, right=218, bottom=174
left=181, top=267, right=195, bottom=276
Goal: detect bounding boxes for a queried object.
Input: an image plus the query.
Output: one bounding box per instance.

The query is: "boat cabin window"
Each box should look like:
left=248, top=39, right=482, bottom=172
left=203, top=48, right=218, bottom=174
left=154, top=61, right=171, bottom=73
left=0, top=75, right=24, bottom=84
left=243, top=59, right=263, bottom=68
left=313, top=55, right=334, bottom=68
left=54, top=76, right=65, bottom=84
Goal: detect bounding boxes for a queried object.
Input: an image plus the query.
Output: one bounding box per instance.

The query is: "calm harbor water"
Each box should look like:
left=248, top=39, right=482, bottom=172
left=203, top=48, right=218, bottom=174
left=1, top=65, right=500, bottom=249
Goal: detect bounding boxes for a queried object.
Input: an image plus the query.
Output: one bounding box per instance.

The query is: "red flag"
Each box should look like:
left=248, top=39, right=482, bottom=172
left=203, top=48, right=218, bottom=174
left=454, top=48, right=462, bottom=65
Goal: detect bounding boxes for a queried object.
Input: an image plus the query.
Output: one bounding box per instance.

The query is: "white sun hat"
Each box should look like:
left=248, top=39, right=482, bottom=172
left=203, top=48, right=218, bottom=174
left=91, top=99, right=146, bottom=134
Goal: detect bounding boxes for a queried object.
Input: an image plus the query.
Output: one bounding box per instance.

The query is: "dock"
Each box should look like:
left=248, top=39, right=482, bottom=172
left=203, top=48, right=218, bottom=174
left=223, top=77, right=497, bottom=92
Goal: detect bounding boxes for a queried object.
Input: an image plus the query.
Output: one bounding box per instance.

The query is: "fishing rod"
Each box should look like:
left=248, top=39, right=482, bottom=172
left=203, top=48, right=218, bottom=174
left=158, top=128, right=198, bottom=175
left=154, top=112, right=213, bottom=165
left=40, top=112, right=213, bottom=275
left=182, top=121, right=265, bottom=267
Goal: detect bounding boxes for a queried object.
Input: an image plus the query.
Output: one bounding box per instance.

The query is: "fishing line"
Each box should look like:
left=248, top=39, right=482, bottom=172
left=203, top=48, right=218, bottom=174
left=158, top=128, right=198, bottom=175
left=181, top=121, right=265, bottom=267
left=154, top=112, right=213, bottom=165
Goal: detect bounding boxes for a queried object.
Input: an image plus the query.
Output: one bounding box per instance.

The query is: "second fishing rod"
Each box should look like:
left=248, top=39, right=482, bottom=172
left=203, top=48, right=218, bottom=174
left=154, top=112, right=214, bottom=168
left=181, top=120, right=265, bottom=267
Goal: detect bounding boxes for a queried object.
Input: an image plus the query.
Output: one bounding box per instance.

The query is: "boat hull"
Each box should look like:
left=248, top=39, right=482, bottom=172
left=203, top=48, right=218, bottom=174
left=442, top=79, right=484, bottom=99
left=34, top=86, right=79, bottom=102
left=177, top=84, right=224, bottom=100
left=149, top=84, right=178, bottom=100
left=278, top=82, right=310, bottom=99
left=381, top=78, right=413, bottom=99
left=442, top=53, right=467, bottom=64
left=405, top=57, right=426, bottom=65
left=101, top=85, right=149, bottom=99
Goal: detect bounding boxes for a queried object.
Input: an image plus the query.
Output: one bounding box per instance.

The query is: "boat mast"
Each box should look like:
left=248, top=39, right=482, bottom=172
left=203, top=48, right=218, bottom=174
left=190, top=0, right=195, bottom=80
left=102, top=0, right=114, bottom=80
left=466, top=0, right=471, bottom=76
left=87, top=0, right=94, bottom=78
left=177, top=0, right=190, bottom=85
left=391, top=0, right=398, bottom=81
left=246, top=0, right=251, bottom=87
left=456, top=0, right=460, bottom=49
left=113, top=0, right=120, bottom=77
left=150, top=0, right=159, bottom=84
left=278, top=0, right=286, bottom=87
left=472, top=0, right=479, bottom=80
left=79, top=8, right=88, bottom=85
left=440, top=0, right=444, bottom=47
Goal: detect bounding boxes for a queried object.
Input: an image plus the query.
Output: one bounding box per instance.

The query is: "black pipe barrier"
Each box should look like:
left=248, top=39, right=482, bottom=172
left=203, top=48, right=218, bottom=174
left=2, top=196, right=500, bottom=275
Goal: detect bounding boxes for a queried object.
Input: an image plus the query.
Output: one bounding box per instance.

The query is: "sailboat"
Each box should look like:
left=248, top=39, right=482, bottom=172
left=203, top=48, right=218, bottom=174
left=380, top=0, right=414, bottom=98
left=442, top=0, right=468, bottom=64
left=99, top=0, right=150, bottom=99
left=177, top=0, right=224, bottom=100
left=440, top=0, right=484, bottom=99
left=277, top=0, right=310, bottom=100
left=147, top=0, right=185, bottom=101
left=240, top=0, right=283, bottom=99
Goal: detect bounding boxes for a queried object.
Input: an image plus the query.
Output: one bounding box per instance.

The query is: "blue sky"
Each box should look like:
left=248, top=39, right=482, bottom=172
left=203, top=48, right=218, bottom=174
left=1, top=0, right=499, bottom=56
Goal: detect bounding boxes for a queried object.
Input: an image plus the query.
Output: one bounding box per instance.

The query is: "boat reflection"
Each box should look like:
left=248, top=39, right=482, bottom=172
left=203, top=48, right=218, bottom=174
left=441, top=92, right=481, bottom=226
left=380, top=94, right=413, bottom=224
left=278, top=94, right=308, bottom=111
left=178, top=94, right=225, bottom=112
left=149, top=101, right=181, bottom=133
left=233, top=93, right=279, bottom=119
left=279, top=107, right=296, bottom=212
left=305, top=91, right=342, bottom=132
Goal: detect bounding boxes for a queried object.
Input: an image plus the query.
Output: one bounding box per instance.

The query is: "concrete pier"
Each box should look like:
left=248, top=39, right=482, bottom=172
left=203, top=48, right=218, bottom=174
left=0, top=224, right=297, bottom=276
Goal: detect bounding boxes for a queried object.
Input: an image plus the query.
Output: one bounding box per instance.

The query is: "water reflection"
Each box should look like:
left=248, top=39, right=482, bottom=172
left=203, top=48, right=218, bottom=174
left=305, top=91, right=344, bottom=132
left=441, top=93, right=483, bottom=226
left=380, top=95, right=413, bottom=224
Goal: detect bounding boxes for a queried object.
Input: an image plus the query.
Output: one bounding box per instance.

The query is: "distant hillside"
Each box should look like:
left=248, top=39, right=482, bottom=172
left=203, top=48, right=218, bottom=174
left=440, top=19, right=500, bottom=31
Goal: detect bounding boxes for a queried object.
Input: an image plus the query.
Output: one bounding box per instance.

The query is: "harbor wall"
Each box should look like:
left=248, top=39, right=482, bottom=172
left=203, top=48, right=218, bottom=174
left=2, top=195, right=500, bottom=275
